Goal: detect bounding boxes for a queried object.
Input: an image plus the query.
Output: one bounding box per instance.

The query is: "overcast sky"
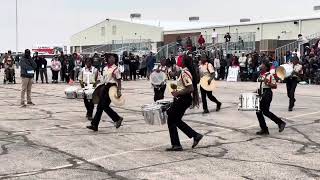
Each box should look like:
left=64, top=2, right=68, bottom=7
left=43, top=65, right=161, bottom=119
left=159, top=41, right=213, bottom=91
left=0, top=0, right=319, bottom=52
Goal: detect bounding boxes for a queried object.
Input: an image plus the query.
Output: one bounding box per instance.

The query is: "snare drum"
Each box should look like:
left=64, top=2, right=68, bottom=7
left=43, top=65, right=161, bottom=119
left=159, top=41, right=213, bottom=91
left=156, top=99, right=173, bottom=111
left=141, top=104, right=167, bottom=125
left=238, top=93, right=260, bottom=111
left=64, top=86, right=78, bottom=99
left=76, top=89, right=85, bottom=99
left=84, top=88, right=94, bottom=100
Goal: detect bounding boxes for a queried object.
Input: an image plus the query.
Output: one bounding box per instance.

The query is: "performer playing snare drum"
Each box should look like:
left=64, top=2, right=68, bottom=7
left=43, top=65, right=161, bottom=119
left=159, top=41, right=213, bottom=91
left=256, top=61, right=286, bottom=135
left=87, top=54, right=123, bottom=132
left=152, top=58, right=167, bottom=102
left=79, top=58, right=98, bottom=120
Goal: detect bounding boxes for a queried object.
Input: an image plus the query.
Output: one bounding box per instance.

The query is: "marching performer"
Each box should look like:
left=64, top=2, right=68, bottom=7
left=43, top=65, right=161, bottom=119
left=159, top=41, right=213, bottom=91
left=87, top=54, right=123, bottom=131
left=286, top=57, right=303, bottom=111
left=153, top=58, right=167, bottom=102
left=166, top=55, right=203, bottom=151
left=79, top=58, right=98, bottom=121
left=256, top=61, right=286, bottom=135
left=199, top=55, right=222, bottom=114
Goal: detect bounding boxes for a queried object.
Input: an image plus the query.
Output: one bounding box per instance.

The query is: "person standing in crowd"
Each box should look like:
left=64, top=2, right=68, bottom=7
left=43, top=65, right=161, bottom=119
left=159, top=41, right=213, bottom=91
left=199, top=55, right=222, bottom=114
left=153, top=58, right=167, bottom=102
left=33, top=52, right=41, bottom=83
left=146, top=52, right=156, bottom=79
left=39, top=55, right=48, bottom=84
left=58, top=51, right=66, bottom=82
left=73, top=53, right=82, bottom=81
left=286, top=57, right=303, bottom=111
left=51, top=56, right=61, bottom=83
left=15, top=54, right=20, bottom=69
left=87, top=54, right=123, bottom=132
left=176, top=35, right=182, bottom=48
left=220, top=56, right=227, bottom=80
left=122, top=51, right=130, bottom=81
left=3, top=51, right=15, bottom=83
left=298, top=34, right=309, bottom=55
left=20, top=49, right=37, bottom=107
left=256, top=61, right=286, bottom=135
left=166, top=55, right=203, bottom=151
left=213, top=48, right=221, bottom=80
left=212, top=29, right=218, bottom=44
left=186, top=37, right=193, bottom=51
left=239, top=52, right=247, bottom=81
left=129, top=53, right=138, bottom=81
left=139, top=55, right=147, bottom=79
left=224, top=33, right=231, bottom=43
left=80, top=58, right=98, bottom=121
left=198, top=35, right=205, bottom=49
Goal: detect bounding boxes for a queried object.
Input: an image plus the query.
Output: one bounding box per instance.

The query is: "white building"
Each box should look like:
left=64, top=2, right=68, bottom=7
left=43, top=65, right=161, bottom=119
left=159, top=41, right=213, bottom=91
left=70, top=19, right=164, bottom=53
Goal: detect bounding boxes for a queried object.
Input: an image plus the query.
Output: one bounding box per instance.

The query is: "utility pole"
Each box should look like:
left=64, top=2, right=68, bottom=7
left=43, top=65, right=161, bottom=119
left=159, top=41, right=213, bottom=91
left=16, top=0, right=18, bottom=54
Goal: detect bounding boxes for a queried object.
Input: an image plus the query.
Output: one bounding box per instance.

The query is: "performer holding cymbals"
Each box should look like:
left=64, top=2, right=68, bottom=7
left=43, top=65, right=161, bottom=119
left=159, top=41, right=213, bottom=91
left=256, top=61, right=286, bottom=135
left=199, top=54, right=222, bottom=114
left=87, top=54, right=123, bottom=132
left=286, top=57, right=303, bottom=112
left=166, top=55, right=203, bottom=151
left=79, top=58, right=98, bottom=120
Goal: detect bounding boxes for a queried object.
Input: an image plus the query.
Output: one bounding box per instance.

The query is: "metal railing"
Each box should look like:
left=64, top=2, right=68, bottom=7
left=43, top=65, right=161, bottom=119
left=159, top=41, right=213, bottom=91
left=81, top=39, right=152, bottom=54
left=275, top=32, right=320, bottom=62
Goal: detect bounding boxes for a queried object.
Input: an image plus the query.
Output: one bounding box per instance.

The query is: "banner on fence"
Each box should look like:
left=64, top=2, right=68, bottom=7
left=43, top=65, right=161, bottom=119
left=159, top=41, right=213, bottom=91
left=227, top=66, right=239, bottom=82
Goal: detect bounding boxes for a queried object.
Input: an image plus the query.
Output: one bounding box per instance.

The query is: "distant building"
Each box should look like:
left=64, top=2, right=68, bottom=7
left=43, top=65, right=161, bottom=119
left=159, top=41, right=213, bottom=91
left=70, top=19, right=163, bottom=54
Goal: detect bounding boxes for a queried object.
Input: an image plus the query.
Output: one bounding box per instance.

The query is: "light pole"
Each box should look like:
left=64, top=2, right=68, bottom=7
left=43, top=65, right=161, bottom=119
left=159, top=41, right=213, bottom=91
left=16, top=0, right=18, bottom=54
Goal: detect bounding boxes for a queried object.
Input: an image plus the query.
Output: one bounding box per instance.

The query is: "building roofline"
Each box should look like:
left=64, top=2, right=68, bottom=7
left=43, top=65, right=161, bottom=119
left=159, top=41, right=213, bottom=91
left=71, top=18, right=163, bottom=37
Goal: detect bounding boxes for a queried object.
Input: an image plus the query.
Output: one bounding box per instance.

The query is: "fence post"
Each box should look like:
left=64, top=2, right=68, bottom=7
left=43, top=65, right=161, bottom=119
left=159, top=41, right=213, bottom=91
left=166, top=44, right=169, bottom=59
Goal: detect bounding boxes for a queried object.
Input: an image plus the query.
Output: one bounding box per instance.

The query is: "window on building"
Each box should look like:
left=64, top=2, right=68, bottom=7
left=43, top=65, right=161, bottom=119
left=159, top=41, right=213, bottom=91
left=101, top=27, right=105, bottom=36
left=112, top=25, right=117, bottom=35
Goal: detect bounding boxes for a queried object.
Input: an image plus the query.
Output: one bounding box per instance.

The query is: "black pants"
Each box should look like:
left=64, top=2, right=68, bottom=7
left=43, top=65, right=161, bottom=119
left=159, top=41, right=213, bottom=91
left=167, top=95, right=198, bottom=146
left=52, top=70, right=59, bottom=81
left=40, top=68, right=48, bottom=83
left=256, top=89, right=284, bottom=131
left=91, top=83, right=121, bottom=128
left=139, top=67, right=147, bottom=78
left=220, top=66, right=226, bottom=80
left=286, top=77, right=298, bottom=109
left=154, top=85, right=166, bottom=102
left=35, top=68, right=40, bottom=82
left=60, top=70, right=65, bottom=81
left=84, top=96, right=94, bottom=117
left=200, top=86, right=220, bottom=111
left=130, top=67, right=137, bottom=80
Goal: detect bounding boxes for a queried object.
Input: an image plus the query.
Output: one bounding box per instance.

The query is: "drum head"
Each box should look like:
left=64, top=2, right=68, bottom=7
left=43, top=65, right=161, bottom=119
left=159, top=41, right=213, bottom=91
left=200, top=76, right=216, bottom=91
left=150, top=71, right=166, bottom=85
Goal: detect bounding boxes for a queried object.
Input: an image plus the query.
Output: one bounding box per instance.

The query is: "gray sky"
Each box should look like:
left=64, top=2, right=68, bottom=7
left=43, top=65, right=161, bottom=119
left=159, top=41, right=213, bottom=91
left=0, top=0, right=319, bottom=52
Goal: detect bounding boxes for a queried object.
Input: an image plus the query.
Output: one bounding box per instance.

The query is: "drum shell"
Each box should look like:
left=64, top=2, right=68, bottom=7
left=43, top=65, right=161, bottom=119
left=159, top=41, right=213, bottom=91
left=238, top=93, right=260, bottom=111
left=141, top=104, right=167, bottom=125
left=65, top=87, right=77, bottom=99
left=84, top=89, right=94, bottom=100
left=76, top=89, right=85, bottom=99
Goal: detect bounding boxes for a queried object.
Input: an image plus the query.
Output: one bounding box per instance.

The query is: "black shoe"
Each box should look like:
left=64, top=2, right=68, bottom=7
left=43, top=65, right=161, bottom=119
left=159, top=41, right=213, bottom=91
left=279, top=122, right=286, bottom=133
left=115, top=117, right=123, bottom=129
left=216, top=102, right=222, bottom=112
left=27, top=102, right=35, bottom=105
left=256, top=130, right=269, bottom=135
left=203, top=109, right=209, bottom=114
left=165, top=146, right=183, bottom=151
left=86, top=125, right=98, bottom=131
left=192, top=134, right=203, bottom=148
left=288, top=108, right=293, bottom=112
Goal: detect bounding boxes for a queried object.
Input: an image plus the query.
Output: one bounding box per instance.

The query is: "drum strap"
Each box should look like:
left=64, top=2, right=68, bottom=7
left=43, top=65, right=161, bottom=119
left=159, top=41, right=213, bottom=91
left=181, top=70, right=192, bottom=87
